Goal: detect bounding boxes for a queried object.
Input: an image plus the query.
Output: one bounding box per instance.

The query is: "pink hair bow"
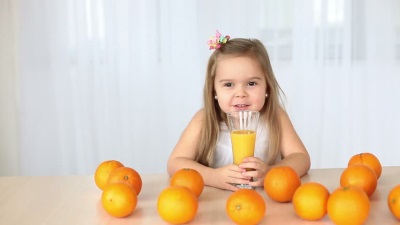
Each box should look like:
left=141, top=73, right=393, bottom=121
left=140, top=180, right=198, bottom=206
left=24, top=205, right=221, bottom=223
left=207, top=30, right=230, bottom=50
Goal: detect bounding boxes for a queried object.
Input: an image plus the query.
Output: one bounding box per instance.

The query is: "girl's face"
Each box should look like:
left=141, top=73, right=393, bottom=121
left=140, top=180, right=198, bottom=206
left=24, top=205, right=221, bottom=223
left=214, top=56, right=267, bottom=113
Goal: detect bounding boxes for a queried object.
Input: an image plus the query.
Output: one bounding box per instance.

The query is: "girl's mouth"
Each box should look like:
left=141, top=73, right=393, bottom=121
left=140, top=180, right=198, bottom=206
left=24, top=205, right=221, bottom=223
left=233, top=104, right=249, bottom=109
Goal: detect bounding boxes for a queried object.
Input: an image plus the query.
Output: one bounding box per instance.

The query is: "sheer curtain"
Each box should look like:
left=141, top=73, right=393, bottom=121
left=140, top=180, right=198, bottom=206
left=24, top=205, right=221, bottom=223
left=1, top=0, right=399, bottom=176
left=276, top=0, right=400, bottom=168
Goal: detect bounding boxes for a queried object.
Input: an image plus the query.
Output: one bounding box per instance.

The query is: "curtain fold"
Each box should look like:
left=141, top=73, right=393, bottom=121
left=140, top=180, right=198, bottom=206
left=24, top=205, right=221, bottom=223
left=0, top=0, right=399, bottom=175
left=0, top=0, right=19, bottom=176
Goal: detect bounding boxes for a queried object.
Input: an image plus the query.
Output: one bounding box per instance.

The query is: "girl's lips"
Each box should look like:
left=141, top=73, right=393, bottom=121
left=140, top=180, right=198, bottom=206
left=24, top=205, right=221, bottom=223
left=234, top=104, right=249, bottom=107
left=233, top=104, right=250, bottom=110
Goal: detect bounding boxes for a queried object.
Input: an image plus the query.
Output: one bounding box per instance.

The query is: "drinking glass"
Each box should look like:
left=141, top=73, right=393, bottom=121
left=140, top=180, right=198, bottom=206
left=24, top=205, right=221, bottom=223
left=227, top=110, right=260, bottom=189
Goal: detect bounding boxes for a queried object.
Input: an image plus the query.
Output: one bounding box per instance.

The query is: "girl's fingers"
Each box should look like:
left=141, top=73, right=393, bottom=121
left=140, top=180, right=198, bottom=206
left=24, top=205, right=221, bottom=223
left=228, top=164, right=247, bottom=172
left=249, top=179, right=264, bottom=187
left=241, top=170, right=261, bottom=179
left=223, top=183, right=240, bottom=192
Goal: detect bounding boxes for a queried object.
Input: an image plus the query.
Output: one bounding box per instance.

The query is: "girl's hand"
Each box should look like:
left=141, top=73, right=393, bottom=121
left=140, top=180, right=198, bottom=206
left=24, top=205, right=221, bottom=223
left=213, top=164, right=252, bottom=191
left=239, top=157, right=270, bottom=187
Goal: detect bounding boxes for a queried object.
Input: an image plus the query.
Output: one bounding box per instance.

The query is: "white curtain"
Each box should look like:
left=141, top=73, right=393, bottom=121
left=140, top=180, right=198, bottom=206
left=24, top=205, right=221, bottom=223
left=1, top=0, right=399, bottom=176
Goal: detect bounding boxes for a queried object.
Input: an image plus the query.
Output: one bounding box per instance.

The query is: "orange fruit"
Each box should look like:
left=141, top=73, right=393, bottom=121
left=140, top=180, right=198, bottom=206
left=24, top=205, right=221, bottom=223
left=170, top=168, right=204, bottom=197
left=292, top=182, right=330, bottom=220
left=388, top=184, right=400, bottom=219
left=226, top=189, right=266, bottom=225
left=340, top=164, right=377, bottom=197
left=157, top=186, right=198, bottom=224
left=348, top=152, right=382, bottom=179
left=94, top=160, right=124, bottom=190
left=107, top=166, right=142, bottom=195
left=263, top=166, right=301, bottom=202
left=327, top=186, right=370, bottom=225
left=101, top=181, right=137, bottom=218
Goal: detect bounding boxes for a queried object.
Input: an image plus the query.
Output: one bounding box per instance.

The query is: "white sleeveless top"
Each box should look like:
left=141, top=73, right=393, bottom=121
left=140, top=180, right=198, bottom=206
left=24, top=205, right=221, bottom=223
left=211, top=120, right=277, bottom=168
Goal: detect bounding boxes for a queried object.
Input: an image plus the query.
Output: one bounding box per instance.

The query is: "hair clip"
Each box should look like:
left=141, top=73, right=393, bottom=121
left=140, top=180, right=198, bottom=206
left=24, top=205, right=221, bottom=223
left=207, top=30, right=230, bottom=50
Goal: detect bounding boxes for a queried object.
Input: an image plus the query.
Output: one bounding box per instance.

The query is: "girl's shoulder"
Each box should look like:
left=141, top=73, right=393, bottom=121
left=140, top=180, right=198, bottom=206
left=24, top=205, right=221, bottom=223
left=267, top=105, right=287, bottom=120
left=276, top=105, right=285, bottom=115
left=276, top=105, right=291, bottom=121
left=192, top=108, right=206, bottom=121
left=186, top=108, right=206, bottom=127
left=259, top=105, right=287, bottom=126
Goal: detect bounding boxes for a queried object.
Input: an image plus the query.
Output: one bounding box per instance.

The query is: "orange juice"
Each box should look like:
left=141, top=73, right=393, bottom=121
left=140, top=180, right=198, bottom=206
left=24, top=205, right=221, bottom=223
left=230, top=130, right=256, bottom=165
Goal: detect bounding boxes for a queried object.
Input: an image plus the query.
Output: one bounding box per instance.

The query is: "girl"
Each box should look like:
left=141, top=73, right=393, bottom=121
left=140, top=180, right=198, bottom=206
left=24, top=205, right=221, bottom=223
left=167, top=31, right=310, bottom=191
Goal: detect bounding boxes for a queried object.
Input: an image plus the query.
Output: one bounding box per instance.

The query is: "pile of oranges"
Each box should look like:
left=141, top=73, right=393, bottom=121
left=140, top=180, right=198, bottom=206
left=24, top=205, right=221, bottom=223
left=157, top=168, right=204, bottom=224
left=94, top=153, right=400, bottom=224
left=159, top=168, right=266, bottom=225
left=326, top=152, right=382, bottom=224
left=94, top=160, right=142, bottom=218
left=263, top=152, right=400, bottom=224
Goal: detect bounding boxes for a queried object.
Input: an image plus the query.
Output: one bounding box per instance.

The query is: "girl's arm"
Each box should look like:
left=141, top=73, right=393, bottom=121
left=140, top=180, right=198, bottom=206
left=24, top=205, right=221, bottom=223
left=275, top=106, right=311, bottom=177
left=167, top=109, right=206, bottom=176
left=167, top=109, right=222, bottom=188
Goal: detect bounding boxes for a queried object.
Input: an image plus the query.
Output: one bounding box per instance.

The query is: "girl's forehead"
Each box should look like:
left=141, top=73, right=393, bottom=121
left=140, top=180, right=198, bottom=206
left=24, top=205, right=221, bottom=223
left=216, top=54, right=261, bottom=68
left=217, top=53, right=252, bottom=61
left=216, top=55, right=262, bottom=72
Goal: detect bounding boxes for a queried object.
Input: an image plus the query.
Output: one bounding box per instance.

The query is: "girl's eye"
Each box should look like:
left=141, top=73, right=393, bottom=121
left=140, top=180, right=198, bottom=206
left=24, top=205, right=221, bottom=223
left=224, top=83, right=233, bottom=87
left=248, top=82, right=257, bottom=86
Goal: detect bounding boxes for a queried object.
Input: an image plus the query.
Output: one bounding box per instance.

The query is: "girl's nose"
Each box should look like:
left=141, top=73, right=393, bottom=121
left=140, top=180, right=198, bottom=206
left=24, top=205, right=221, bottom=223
left=235, top=87, right=247, bottom=98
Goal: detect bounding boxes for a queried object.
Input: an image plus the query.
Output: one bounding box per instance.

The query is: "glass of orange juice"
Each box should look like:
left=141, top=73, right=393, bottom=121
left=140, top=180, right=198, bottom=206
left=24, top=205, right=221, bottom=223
left=227, top=110, right=260, bottom=189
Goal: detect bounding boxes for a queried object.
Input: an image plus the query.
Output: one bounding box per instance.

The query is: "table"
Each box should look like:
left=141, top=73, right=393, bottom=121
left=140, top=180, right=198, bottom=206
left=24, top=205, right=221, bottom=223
left=1, top=167, right=400, bottom=225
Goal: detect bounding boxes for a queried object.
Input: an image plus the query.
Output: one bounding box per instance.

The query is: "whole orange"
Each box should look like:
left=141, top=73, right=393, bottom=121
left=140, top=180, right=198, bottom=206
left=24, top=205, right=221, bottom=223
left=94, top=160, right=124, bottom=190
left=340, top=164, right=377, bottom=197
left=388, top=184, right=400, bottom=219
left=226, top=189, right=266, bottom=225
left=263, top=166, right=301, bottom=202
left=157, top=186, right=198, bottom=224
left=107, top=166, right=142, bottom=195
left=348, top=152, right=382, bottom=179
left=101, top=181, right=137, bottom=218
left=170, top=168, right=204, bottom=197
left=327, top=186, right=370, bottom=225
left=292, top=182, right=330, bottom=220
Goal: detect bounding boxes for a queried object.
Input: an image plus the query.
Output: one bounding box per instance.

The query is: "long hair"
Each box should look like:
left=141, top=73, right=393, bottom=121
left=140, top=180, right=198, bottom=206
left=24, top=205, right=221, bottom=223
left=195, top=38, right=284, bottom=166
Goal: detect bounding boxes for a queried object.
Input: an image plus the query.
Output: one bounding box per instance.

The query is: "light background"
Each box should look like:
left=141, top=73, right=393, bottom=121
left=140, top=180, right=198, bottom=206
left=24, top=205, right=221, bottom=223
left=1, top=0, right=400, bottom=176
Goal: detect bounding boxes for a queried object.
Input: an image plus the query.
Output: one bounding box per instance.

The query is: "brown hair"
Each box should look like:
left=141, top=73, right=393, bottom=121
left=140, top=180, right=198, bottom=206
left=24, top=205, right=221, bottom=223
left=195, top=38, right=284, bottom=166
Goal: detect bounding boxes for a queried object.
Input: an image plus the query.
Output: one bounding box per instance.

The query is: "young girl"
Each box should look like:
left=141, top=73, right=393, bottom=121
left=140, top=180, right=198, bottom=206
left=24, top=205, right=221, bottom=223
left=167, top=31, right=310, bottom=191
